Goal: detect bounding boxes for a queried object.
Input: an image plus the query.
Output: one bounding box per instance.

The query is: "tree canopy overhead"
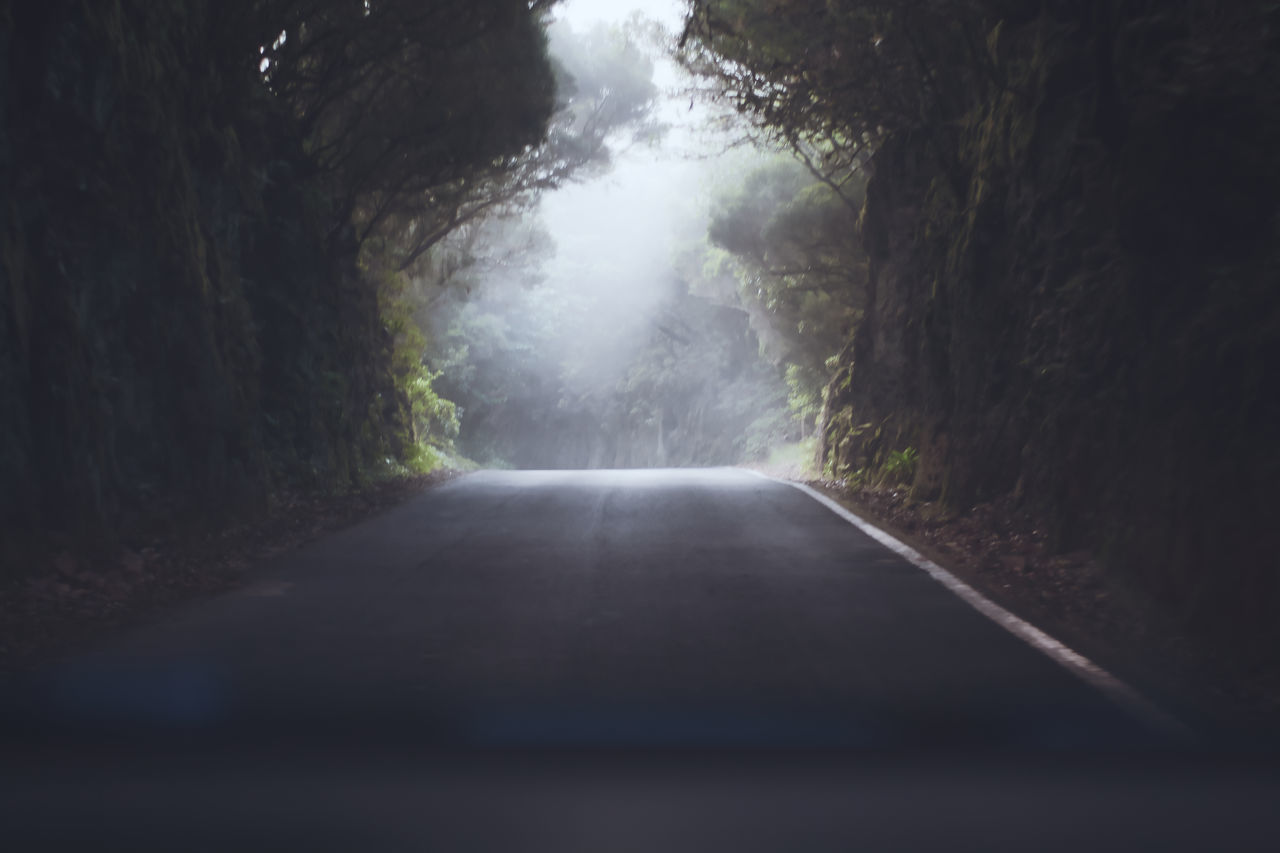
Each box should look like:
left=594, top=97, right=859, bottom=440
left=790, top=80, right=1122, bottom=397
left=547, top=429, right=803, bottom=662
left=0, top=0, right=569, bottom=532
left=678, top=0, right=1280, bottom=650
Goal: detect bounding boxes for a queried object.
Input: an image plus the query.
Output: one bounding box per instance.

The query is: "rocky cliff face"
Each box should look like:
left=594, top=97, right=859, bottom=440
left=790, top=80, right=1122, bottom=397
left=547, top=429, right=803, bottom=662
left=0, top=2, right=407, bottom=537
left=821, top=6, right=1280, bottom=642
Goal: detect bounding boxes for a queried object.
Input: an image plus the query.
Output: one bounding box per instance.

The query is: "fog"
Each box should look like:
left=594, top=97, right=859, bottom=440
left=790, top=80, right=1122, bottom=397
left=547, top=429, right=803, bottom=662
left=539, top=0, right=711, bottom=391
left=416, top=0, right=816, bottom=470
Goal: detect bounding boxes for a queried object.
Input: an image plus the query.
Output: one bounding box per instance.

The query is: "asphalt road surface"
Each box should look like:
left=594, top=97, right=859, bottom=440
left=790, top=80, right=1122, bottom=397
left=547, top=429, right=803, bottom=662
left=10, top=468, right=1171, bottom=747
left=6, top=469, right=1280, bottom=851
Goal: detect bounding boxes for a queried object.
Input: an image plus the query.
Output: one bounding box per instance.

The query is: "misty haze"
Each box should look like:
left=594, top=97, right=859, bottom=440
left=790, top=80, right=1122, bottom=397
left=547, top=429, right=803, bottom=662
left=3, top=1, right=1279, bottom=849
left=417, top=6, right=812, bottom=472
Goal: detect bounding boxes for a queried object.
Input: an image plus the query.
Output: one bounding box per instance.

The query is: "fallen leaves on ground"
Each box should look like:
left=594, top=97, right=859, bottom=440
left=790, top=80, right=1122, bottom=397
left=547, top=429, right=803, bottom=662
left=813, top=479, right=1280, bottom=728
left=0, top=470, right=458, bottom=670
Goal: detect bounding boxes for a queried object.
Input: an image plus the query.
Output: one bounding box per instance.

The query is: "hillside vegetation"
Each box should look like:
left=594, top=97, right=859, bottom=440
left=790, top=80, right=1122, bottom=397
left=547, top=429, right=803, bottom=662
left=681, top=0, right=1280, bottom=648
left=0, top=0, right=556, bottom=549
left=3, top=1, right=1277, bottom=663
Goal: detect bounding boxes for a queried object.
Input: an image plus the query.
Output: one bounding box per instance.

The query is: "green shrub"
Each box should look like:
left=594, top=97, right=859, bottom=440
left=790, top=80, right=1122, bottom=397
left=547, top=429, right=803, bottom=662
left=880, top=447, right=918, bottom=486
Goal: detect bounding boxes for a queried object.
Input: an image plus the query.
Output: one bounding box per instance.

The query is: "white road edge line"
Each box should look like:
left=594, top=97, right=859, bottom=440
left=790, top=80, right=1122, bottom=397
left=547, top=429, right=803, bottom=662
left=752, top=472, right=1193, bottom=741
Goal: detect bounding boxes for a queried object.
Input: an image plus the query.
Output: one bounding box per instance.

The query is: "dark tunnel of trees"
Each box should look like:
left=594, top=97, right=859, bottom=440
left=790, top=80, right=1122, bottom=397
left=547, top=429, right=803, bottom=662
left=1, top=1, right=1278, bottom=664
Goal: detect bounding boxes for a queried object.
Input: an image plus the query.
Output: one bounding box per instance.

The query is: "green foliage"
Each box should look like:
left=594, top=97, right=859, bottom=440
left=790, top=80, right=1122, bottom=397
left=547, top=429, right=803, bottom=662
left=686, top=152, right=866, bottom=459
left=406, top=369, right=459, bottom=445
left=0, top=0, right=559, bottom=537
left=247, top=0, right=559, bottom=266
left=547, top=18, right=663, bottom=158
left=704, top=157, right=865, bottom=366
left=679, top=0, right=985, bottom=159
left=879, top=447, right=919, bottom=486
left=399, top=442, right=442, bottom=476
left=688, top=0, right=1280, bottom=647
left=375, top=260, right=456, bottom=436
left=417, top=209, right=793, bottom=469
left=395, top=23, right=772, bottom=470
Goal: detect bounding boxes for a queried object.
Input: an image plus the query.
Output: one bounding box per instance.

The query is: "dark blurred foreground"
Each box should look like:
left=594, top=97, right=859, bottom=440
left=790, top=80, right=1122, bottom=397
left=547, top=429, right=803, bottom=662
left=5, top=469, right=1277, bottom=849
left=4, top=728, right=1280, bottom=853
left=3, top=681, right=1280, bottom=853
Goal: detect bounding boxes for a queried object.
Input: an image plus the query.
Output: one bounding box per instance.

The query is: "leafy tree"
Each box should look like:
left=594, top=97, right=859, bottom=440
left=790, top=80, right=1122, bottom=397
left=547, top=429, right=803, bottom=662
left=678, top=0, right=996, bottom=197
left=692, top=155, right=866, bottom=436
left=418, top=216, right=564, bottom=465
left=0, top=0, right=565, bottom=537
left=375, top=11, right=665, bottom=274
left=402, top=18, right=671, bottom=458
left=547, top=18, right=665, bottom=168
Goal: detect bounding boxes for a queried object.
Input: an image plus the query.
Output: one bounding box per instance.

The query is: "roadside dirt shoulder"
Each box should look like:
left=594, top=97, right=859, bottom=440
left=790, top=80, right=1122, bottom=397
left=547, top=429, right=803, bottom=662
left=807, top=480, right=1280, bottom=736
left=0, top=470, right=461, bottom=671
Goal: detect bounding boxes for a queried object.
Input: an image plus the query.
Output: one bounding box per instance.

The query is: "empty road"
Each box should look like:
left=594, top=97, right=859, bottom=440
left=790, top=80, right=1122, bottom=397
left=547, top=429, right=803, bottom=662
left=14, top=469, right=1280, bottom=852
left=8, top=468, right=1174, bottom=748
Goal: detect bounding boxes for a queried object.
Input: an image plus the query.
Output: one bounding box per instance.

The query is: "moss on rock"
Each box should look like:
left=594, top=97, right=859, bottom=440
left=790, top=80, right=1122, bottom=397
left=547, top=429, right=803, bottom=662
left=820, top=6, right=1280, bottom=648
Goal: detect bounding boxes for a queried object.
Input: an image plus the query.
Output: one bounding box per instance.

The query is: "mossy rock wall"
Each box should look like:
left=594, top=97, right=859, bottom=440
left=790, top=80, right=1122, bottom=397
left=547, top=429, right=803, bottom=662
left=821, top=5, right=1280, bottom=641
left=0, top=1, right=406, bottom=540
